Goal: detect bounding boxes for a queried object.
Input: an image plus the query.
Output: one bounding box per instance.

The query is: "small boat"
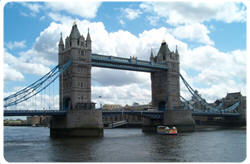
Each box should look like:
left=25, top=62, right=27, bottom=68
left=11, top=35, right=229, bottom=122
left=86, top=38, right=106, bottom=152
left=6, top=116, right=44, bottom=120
left=157, top=126, right=178, bottom=135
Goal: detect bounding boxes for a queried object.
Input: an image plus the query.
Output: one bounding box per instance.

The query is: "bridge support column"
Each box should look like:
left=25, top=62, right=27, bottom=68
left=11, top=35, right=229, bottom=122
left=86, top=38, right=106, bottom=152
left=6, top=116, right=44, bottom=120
left=142, top=117, right=156, bottom=132
left=163, top=110, right=195, bottom=132
left=50, top=110, right=103, bottom=137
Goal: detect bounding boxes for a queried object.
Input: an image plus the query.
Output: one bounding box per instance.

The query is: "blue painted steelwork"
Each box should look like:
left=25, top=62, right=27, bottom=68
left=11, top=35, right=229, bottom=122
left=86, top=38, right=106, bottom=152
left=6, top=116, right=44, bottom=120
left=4, top=109, right=241, bottom=118
left=4, top=110, right=66, bottom=116
left=4, top=59, right=72, bottom=108
left=192, top=112, right=241, bottom=117
left=102, top=110, right=164, bottom=119
left=180, top=74, right=239, bottom=113
left=91, top=62, right=156, bottom=72
left=102, top=110, right=240, bottom=119
left=221, top=102, right=240, bottom=113
left=91, top=53, right=168, bottom=72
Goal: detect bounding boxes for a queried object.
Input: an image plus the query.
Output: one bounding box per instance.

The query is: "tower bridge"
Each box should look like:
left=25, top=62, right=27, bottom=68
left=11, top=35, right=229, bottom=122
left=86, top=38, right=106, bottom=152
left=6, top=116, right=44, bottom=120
left=4, top=22, right=245, bottom=136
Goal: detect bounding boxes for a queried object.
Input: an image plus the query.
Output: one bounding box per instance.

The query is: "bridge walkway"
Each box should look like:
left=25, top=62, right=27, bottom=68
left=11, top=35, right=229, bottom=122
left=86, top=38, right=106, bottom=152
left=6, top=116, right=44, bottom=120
left=106, top=120, right=128, bottom=128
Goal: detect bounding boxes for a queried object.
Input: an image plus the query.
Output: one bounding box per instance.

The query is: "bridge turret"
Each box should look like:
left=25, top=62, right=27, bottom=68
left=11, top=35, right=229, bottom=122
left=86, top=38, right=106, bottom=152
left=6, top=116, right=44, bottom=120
left=150, top=48, right=155, bottom=64
left=175, top=45, right=179, bottom=61
left=155, top=40, right=171, bottom=63
left=86, top=28, right=91, bottom=50
left=69, top=21, right=81, bottom=48
left=151, top=40, right=181, bottom=111
left=175, top=45, right=178, bottom=54
left=58, top=33, right=64, bottom=53
left=58, top=21, right=93, bottom=111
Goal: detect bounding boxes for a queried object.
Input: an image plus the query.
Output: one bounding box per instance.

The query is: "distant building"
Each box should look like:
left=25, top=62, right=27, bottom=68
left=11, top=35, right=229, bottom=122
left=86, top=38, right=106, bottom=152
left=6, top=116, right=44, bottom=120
left=222, top=92, right=246, bottom=116
left=124, top=103, right=152, bottom=111
left=102, top=104, right=123, bottom=110
left=183, top=91, right=246, bottom=116
left=27, top=116, right=50, bottom=126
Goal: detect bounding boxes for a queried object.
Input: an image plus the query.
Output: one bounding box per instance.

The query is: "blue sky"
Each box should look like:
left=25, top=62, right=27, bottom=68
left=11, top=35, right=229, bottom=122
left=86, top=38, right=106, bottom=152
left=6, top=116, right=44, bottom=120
left=3, top=1, right=247, bottom=109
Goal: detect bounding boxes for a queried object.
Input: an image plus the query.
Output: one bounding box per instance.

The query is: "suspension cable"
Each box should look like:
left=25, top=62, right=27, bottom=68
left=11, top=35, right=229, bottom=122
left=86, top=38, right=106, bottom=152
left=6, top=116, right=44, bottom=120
left=4, top=59, right=72, bottom=108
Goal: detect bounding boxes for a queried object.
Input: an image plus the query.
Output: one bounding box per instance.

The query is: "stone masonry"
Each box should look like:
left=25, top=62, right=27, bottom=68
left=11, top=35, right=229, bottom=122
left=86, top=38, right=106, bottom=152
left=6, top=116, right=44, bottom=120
left=50, top=22, right=103, bottom=137
left=150, top=40, right=181, bottom=110
left=58, top=22, right=92, bottom=111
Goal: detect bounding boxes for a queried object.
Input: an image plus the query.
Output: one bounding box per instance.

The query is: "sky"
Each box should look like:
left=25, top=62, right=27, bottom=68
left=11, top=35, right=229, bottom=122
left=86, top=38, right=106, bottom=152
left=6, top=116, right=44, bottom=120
left=2, top=0, right=247, bottom=110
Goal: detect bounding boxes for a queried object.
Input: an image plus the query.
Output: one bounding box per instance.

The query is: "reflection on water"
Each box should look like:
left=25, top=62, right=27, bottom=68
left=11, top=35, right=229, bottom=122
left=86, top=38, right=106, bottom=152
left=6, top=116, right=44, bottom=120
left=4, top=126, right=246, bottom=162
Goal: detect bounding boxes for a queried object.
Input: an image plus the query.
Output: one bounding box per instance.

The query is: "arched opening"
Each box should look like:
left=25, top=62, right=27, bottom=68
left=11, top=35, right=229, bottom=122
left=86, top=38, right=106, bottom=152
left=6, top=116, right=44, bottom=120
left=158, top=101, right=166, bottom=111
left=63, top=97, right=72, bottom=111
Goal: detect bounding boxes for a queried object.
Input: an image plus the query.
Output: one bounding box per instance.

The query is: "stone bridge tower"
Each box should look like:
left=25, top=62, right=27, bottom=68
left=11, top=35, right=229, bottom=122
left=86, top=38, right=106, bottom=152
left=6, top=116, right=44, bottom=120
left=150, top=40, right=181, bottom=111
left=143, top=41, right=195, bottom=132
left=58, top=22, right=94, bottom=111
left=50, top=22, right=103, bottom=137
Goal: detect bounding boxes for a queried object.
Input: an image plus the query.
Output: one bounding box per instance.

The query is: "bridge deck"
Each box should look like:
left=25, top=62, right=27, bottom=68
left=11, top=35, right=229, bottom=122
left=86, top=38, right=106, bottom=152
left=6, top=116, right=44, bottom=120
left=4, top=110, right=241, bottom=118
left=91, top=53, right=168, bottom=72
left=4, top=110, right=67, bottom=116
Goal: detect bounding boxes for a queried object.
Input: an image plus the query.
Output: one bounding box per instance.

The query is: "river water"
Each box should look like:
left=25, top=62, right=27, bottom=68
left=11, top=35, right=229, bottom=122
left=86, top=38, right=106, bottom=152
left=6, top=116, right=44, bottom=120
left=4, top=126, right=246, bottom=162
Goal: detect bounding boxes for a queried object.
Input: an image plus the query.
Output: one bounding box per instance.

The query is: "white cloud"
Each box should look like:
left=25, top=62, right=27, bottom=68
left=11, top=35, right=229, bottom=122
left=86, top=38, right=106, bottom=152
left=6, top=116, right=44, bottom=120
left=4, top=64, right=24, bottom=82
left=21, top=2, right=43, bottom=17
left=147, top=15, right=160, bottom=26
left=22, top=3, right=42, bottom=13
left=4, top=50, right=51, bottom=78
left=18, top=21, right=70, bottom=66
left=4, top=92, right=60, bottom=111
left=180, top=46, right=246, bottom=102
left=11, top=14, right=245, bottom=105
left=121, top=8, right=142, bottom=20
left=92, top=84, right=151, bottom=106
left=119, top=19, right=125, bottom=26
left=40, top=16, right=45, bottom=21
left=45, top=1, right=101, bottom=18
left=92, top=68, right=150, bottom=87
left=140, top=2, right=246, bottom=25
left=5, top=40, right=26, bottom=50
left=171, top=23, right=214, bottom=45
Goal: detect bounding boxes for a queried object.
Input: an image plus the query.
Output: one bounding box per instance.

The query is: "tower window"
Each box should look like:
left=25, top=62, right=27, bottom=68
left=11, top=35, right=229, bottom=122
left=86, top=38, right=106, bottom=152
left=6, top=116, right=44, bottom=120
left=81, top=50, right=85, bottom=55
left=163, top=55, right=166, bottom=60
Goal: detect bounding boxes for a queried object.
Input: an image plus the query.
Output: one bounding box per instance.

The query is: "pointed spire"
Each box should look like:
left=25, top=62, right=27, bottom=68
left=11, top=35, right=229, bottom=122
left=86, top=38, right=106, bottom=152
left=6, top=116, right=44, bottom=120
left=150, top=48, right=154, bottom=57
left=175, top=45, right=178, bottom=54
left=73, top=20, right=77, bottom=26
left=86, top=28, right=91, bottom=41
left=59, top=32, right=64, bottom=45
left=70, top=21, right=80, bottom=39
left=158, top=39, right=170, bottom=55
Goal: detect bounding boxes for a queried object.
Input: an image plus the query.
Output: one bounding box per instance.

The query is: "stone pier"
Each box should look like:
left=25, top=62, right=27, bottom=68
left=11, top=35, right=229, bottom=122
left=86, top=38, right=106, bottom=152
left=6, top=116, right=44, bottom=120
left=50, top=109, right=103, bottom=137
left=52, top=22, right=103, bottom=137
left=163, top=110, right=195, bottom=132
left=142, top=117, right=156, bottom=132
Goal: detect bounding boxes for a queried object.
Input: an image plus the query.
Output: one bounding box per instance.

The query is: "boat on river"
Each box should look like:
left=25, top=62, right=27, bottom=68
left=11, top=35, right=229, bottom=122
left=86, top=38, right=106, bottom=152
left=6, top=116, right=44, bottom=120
left=157, top=126, right=178, bottom=135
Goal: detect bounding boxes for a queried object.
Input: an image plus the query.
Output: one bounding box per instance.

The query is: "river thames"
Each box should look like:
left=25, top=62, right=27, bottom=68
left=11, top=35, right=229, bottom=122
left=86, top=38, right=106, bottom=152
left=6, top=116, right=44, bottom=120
left=4, top=126, right=246, bottom=162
